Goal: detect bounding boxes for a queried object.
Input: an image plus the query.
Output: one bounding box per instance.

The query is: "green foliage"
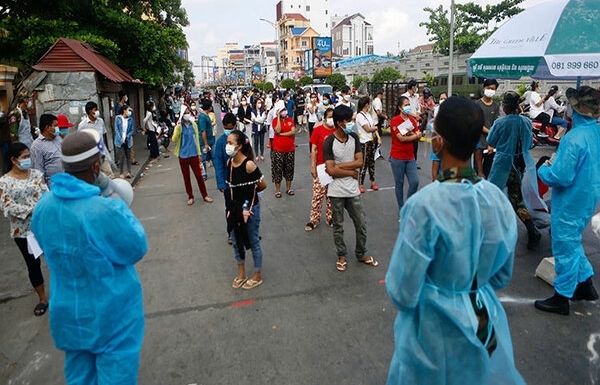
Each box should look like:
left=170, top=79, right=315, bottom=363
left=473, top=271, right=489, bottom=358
left=421, top=71, right=435, bottom=87
left=298, top=75, right=314, bottom=87
left=325, top=73, right=347, bottom=89
left=371, top=67, right=401, bottom=83
left=420, top=0, right=524, bottom=55
left=516, top=82, right=528, bottom=96
left=280, top=78, right=297, bottom=90
left=352, top=75, right=369, bottom=89
left=0, top=0, right=192, bottom=87
left=262, top=82, right=275, bottom=93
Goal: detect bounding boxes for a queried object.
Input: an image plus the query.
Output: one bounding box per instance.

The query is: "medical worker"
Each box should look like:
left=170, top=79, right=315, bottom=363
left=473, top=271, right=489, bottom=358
left=487, top=91, right=546, bottom=250
left=535, top=86, right=600, bottom=315
left=31, top=129, right=148, bottom=384
left=385, top=96, right=525, bottom=385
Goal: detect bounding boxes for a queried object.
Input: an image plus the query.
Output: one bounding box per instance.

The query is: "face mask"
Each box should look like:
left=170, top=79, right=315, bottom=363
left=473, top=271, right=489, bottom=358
left=343, top=122, right=355, bottom=134
left=241, top=101, right=247, bottom=105
left=484, top=89, right=496, bottom=98
left=191, top=106, right=197, bottom=110
left=439, top=99, right=446, bottom=104
left=402, top=106, right=411, bottom=115
left=326, top=118, right=334, bottom=127
left=344, top=95, right=351, bottom=102
left=152, top=107, right=157, bottom=111
left=225, top=144, right=237, bottom=157
left=311, top=98, right=317, bottom=102
left=53, top=126, right=60, bottom=136
left=182, top=114, right=191, bottom=122
left=94, top=110, right=100, bottom=118
left=17, top=158, right=31, bottom=170
left=223, top=129, right=233, bottom=136
left=126, top=110, right=132, bottom=117
left=93, top=168, right=110, bottom=191
left=125, top=96, right=129, bottom=102
left=280, top=111, right=288, bottom=118
left=323, top=100, right=329, bottom=105
left=59, top=128, right=69, bottom=136
left=432, top=132, right=445, bottom=156
left=257, top=104, right=262, bottom=109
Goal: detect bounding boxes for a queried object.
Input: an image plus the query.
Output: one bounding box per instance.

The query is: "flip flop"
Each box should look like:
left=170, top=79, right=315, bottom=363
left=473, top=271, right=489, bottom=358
left=360, top=256, right=379, bottom=267
left=232, top=276, right=247, bottom=289
left=305, top=222, right=316, bottom=232
left=286, top=189, right=295, bottom=196
left=242, top=278, right=263, bottom=290
left=203, top=196, right=214, bottom=203
left=187, top=198, right=194, bottom=206
left=275, top=192, right=282, bottom=198
left=336, top=258, right=347, bottom=272
left=34, top=302, right=48, bottom=316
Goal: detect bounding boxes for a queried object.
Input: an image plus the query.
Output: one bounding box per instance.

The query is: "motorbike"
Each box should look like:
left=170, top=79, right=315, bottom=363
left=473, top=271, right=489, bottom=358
left=521, top=93, right=570, bottom=147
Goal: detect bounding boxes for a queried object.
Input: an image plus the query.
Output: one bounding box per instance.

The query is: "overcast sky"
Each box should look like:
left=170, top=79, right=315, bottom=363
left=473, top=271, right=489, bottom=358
left=181, top=0, right=548, bottom=77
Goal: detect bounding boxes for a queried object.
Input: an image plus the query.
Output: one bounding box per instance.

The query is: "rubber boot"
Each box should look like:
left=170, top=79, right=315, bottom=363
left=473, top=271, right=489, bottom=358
left=534, top=291, right=570, bottom=315
left=525, top=220, right=541, bottom=250
left=572, top=277, right=599, bottom=301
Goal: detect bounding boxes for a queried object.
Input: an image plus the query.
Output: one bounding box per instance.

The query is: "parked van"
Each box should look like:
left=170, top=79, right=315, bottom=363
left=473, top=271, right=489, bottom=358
left=302, top=84, right=333, bottom=97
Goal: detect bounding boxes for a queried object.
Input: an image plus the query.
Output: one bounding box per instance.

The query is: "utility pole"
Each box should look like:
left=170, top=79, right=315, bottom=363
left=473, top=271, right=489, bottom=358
left=448, top=0, right=455, bottom=96
left=260, top=18, right=280, bottom=84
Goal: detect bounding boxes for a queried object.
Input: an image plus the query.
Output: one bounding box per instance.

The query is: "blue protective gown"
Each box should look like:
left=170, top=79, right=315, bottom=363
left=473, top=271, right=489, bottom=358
left=386, top=179, right=525, bottom=385
left=487, top=114, right=548, bottom=215
left=31, top=173, right=147, bottom=385
left=538, top=112, right=600, bottom=297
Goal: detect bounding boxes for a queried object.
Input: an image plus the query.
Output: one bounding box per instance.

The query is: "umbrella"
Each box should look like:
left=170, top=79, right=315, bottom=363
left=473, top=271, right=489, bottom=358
left=468, top=0, right=600, bottom=80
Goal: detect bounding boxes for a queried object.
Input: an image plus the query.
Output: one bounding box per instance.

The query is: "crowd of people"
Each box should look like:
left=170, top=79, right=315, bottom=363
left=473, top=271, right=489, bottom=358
left=1, top=81, right=599, bottom=384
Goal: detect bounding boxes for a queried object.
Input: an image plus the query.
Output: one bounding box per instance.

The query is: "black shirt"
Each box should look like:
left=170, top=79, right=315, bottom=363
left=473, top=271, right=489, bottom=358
left=227, top=158, right=263, bottom=204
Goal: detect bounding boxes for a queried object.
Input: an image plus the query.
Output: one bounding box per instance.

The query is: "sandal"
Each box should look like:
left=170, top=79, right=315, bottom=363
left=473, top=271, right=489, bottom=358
left=126, top=173, right=132, bottom=179
left=242, top=278, right=263, bottom=290
left=359, top=186, right=366, bottom=194
left=336, top=258, right=347, bottom=272
left=232, top=276, right=247, bottom=289
left=34, top=302, right=48, bottom=317
left=203, top=196, right=214, bottom=203
left=187, top=198, right=194, bottom=206
left=305, top=222, right=316, bottom=231
left=286, top=189, right=295, bottom=196
left=326, top=219, right=333, bottom=227
left=370, top=183, right=379, bottom=191
left=360, top=256, right=379, bottom=267
left=275, top=192, right=282, bottom=198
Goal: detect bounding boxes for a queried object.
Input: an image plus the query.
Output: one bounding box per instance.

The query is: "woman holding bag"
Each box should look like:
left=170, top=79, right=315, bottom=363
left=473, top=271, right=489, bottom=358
left=226, top=130, right=267, bottom=290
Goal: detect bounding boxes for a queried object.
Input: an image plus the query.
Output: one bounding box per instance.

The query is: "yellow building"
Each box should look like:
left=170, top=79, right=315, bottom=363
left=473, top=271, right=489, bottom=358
left=279, top=13, right=319, bottom=76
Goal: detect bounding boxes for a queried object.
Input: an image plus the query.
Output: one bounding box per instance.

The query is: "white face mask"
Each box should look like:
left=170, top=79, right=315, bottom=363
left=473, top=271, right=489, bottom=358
left=484, top=89, right=496, bottom=98
left=182, top=114, right=191, bottom=122
left=126, top=110, right=132, bottom=117
left=325, top=118, right=334, bottom=127
left=241, top=101, right=247, bottom=106
left=93, top=110, right=100, bottom=118
left=191, top=106, right=197, bottom=110
left=225, top=144, right=237, bottom=157
left=257, top=104, right=262, bottom=109
left=344, top=95, right=351, bottom=102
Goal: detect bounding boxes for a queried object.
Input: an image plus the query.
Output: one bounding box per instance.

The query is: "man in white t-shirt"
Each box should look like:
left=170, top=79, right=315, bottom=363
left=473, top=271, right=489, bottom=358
left=323, top=104, right=378, bottom=273
left=78, top=101, right=114, bottom=177
left=402, top=80, right=421, bottom=164
left=371, top=89, right=387, bottom=137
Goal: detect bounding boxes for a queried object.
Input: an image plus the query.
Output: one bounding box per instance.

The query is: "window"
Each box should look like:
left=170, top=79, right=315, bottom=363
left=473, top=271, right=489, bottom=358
left=441, top=78, right=448, bottom=86
left=306, top=5, right=310, bottom=11
left=453, top=77, right=463, bottom=85
left=326, top=23, right=328, bottom=28
left=326, top=10, right=328, bottom=15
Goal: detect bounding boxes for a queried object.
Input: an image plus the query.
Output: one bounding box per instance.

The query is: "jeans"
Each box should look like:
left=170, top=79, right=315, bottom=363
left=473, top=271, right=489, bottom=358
left=253, top=131, right=265, bottom=157
left=231, top=202, right=263, bottom=271
left=551, top=116, right=569, bottom=128
left=389, top=158, right=419, bottom=211
left=118, top=143, right=131, bottom=174
left=330, top=196, right=367, bottom=260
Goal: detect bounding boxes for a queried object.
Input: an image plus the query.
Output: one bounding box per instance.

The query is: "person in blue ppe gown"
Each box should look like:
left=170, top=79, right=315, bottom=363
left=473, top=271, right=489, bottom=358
left=385, top=96, right=525, bottom=385
left=31, top=129, right=148, bottom=384
left=487, top=91, right=548, bottom=250
left=534, top=86, right=600, bottom=315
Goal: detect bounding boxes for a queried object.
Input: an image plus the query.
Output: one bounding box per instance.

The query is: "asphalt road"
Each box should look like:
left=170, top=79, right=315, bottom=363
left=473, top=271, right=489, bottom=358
left=1, top=111, right=599, bottom=385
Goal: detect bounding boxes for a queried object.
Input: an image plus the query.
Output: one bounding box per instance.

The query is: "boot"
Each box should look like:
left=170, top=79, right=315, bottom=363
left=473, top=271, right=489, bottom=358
left=572, top=277, right=599, bottom=301
left=534, top=291, right=570, bottom=315
left=524, top=220, right=541, bottom=250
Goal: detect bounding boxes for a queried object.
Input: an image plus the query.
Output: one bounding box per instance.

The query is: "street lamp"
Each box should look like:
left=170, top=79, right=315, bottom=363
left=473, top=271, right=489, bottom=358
left=260, top=18, right=280, bottom=83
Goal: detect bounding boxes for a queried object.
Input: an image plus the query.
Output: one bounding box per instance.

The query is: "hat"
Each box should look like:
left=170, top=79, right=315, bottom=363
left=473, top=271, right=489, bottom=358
left=56, top=114, right=74, bottom=128
left=566, top=86, right=600, bottom=119
left=61, top=129, right=105, bottom=172
left=502, top=91, right=520, bottom=109
left=274, top=100, right=286, bottom=113
left=483, top=78, right=499, bottom=88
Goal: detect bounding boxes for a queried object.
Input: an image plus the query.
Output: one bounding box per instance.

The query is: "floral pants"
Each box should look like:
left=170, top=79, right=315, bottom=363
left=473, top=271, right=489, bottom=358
left=308, top=176, right=332, bottom=225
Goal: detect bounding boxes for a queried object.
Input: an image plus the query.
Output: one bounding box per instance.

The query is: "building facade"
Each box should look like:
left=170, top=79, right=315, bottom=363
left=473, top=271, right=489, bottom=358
left=276, top=0, right=331, bottom=37
left=331, top=13, right=374, bottom=59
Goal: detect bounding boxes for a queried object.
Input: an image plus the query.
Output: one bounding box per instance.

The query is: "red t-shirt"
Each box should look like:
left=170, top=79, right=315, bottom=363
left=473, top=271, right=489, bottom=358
left=389, top=114, right=419, bottom=160
left=272, top=116, right=295, bottom=152
left=310, top=124, right=336, bottom=165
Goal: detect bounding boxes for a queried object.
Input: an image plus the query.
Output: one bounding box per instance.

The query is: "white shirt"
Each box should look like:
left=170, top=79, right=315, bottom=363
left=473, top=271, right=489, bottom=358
left=78, top=116, right=107, bottom=135
left=529, top=92, right=544, bottom=118
left=543, top=96, right=566, bottom=119
left=355, top=111, right=374, bottom=143
left=402, top=91, right=421, bottom=115
left=371, top=96, right=383, bottom=121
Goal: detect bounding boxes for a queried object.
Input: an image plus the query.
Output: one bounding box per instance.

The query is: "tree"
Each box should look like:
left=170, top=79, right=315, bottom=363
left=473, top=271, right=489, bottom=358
left=421, top=70, right=435, bottom=87
left=352, top=75, right=369, bottom=90
left=325, top=73, right=347, bottom=89
left=280, top=78, right=296, bottom=90
left=0, top=0, right=192, bottom=86
left=262, top=82, right=275, bottom=93
left=420, top=0, right=524, bottom=55
left=298, top=75, right=314, bottom=87
left=371, top=67, right=402, bottom=83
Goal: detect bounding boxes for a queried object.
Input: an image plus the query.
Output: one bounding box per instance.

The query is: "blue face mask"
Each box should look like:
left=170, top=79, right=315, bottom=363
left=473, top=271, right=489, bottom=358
left=223, top=129, right=233, bottom=136
left=17, top=158, right=31, bottom=170
left=59, top=128, right=69, bottom=136
left=403, top=106, right=411, bottom=115
left=344, top=122, right=355, bottom=134
left=53, top=126, right=60, bottom=136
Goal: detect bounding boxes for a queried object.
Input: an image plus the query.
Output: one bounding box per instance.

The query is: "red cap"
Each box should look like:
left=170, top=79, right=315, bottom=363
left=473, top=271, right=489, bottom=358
left=57, top=114, right=74, bottom=128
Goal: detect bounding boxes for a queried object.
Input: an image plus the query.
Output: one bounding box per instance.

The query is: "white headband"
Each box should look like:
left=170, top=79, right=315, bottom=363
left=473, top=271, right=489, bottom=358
left=62, top=140, right=105, bottom=163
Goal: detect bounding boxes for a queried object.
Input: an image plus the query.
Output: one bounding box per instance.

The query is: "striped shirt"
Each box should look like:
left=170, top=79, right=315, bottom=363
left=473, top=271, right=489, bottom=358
left=30, top=135, right=63, bottom=187
left=78, top=116, right=107, bottom=136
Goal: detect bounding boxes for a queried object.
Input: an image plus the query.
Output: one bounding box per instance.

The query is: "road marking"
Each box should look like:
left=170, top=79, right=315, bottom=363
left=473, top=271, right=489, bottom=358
left=587, top=333, right=600, bottom=384
left=379, top=279, right=386, bottom=284
left=232, top=299, right=255, bottom=308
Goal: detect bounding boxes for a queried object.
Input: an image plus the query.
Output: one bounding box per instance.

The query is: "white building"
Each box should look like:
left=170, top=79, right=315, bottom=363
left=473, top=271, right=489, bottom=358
left=194, top=55, right=218, bottom=85
left=331, top=13, right=374, bottom=59
left=276, top=0, right=331, bottom=37
left=260, top=42, right=279, bottom=84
